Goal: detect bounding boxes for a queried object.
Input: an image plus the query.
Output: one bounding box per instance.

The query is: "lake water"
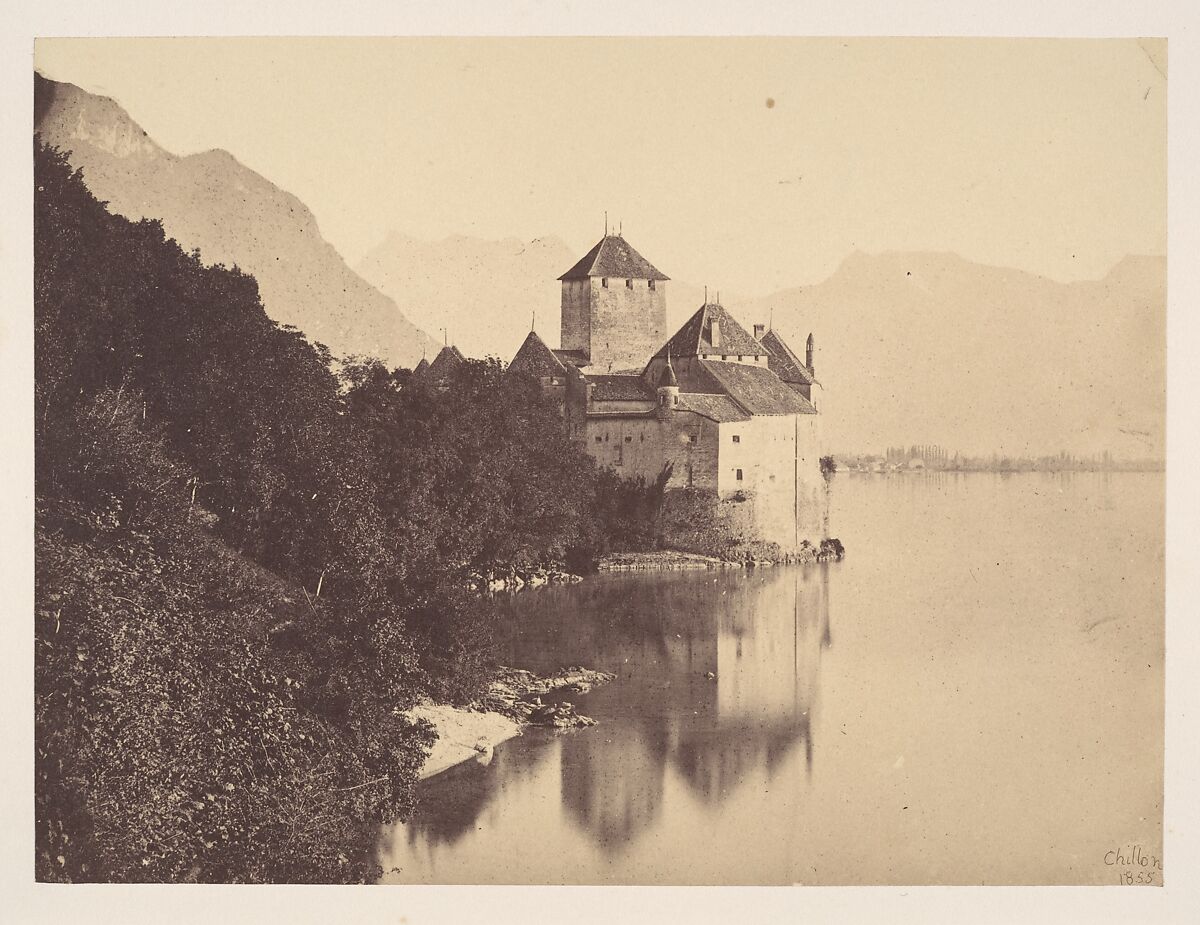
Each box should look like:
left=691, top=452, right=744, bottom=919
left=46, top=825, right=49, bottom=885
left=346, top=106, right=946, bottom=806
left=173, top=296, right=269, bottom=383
left=378, top=472, right=1164, bottom=885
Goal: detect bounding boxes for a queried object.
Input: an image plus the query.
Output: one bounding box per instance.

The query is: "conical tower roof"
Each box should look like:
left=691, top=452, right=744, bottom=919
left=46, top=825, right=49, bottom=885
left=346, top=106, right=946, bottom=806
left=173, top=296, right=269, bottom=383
left=508, top=329, right=567, bottom=378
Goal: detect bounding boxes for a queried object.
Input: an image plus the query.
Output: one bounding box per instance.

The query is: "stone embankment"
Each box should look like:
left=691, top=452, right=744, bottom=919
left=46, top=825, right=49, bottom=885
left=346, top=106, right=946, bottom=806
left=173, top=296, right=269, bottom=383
left=598, top=538, right=845, bottom=571
left=406, top=666, right=615, bottom=780
left=598, top=550, right=736, bottom=571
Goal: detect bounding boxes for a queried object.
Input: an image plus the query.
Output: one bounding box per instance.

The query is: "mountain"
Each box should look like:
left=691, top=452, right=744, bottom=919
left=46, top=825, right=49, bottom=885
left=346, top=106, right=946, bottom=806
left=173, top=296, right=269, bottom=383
left=362, top=233, right=1164, bottom=458
left=356, top=232, right=719, bottom=362
left=355, top=232, right=576, bottom=361
left=726, top=251, right=1166, bottom=458
left=34, top=73, right=438, bottom=367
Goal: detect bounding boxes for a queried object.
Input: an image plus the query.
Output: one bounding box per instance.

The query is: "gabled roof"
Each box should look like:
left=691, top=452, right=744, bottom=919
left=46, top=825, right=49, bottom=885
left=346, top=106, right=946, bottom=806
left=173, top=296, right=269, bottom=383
left=653, top=303, right=768, bottom=359
left=412, top=356, right=430, bottom=376
left=697, top=360, right=817, bottom=415
left=427, top=344, right=467, bottom=379
left=759, top=328, right=815, bottom=386
left=587, top=374, right=656, bottom=402
left=558, top=235, right=670, bottom=281
left=552, top=348, right=590, bottom=367
left=508, top=330, right=567, bottom=379
left=675, top=393, right=751, bottom=423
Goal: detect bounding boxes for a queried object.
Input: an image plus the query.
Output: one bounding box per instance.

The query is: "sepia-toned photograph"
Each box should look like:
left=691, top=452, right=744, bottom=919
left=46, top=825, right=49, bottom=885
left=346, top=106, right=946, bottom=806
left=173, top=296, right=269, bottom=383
left=11, top=16, right=1191, bottom=914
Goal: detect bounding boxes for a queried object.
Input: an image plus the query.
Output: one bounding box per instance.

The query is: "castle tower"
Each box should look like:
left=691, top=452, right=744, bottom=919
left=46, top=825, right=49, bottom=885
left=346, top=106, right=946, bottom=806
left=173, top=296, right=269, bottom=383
left=806, top=333, right=815, bottom=377
left=558, top=234, right=669, bottom=374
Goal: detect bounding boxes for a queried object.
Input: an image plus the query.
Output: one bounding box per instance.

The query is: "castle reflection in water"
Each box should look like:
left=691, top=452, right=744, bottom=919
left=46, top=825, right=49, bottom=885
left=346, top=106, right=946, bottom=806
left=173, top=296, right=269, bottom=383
left=387, top=564, right=832, bottom=859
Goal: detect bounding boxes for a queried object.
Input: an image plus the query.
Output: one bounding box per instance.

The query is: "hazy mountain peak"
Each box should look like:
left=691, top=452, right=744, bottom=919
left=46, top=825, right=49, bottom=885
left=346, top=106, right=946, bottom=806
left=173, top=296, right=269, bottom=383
left=35, top=73, right=437, bottom=367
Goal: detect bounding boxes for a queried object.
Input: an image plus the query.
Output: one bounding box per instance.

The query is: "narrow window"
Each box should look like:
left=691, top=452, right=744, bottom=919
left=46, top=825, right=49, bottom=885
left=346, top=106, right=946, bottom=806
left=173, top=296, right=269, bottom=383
left=626, top=278, right=633, bottom=289
left=625, top=435, right=632, bottom=443
left=732, top=434, right=741, bottom=443
left=602, top=277, right=609, bottom=288
left=640, top=433, right=645, bottom=442
left=736, top=468, right=744, bottom=481
left=648, top=279, right=656, bottom=291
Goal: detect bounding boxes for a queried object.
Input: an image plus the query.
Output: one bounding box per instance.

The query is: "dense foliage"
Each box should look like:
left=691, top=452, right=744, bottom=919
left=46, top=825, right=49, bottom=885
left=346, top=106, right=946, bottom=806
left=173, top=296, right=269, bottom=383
left=34, top=142, right=666, bottom=882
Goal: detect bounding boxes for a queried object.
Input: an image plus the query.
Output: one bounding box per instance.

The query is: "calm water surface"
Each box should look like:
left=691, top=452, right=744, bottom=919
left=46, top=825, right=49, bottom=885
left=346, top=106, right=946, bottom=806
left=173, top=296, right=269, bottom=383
left=378, top=473, right=1164, bottom=885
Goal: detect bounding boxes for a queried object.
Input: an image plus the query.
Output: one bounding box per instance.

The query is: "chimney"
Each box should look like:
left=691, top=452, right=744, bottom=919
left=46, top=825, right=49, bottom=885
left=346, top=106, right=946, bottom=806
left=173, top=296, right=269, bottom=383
left=710, top=320, right=721, bottom=349
left=753, top=323, right=765, bottom=340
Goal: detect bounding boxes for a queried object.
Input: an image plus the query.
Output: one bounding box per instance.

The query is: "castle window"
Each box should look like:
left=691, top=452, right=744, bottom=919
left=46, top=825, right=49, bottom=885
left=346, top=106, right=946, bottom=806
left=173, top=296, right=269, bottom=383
left=648, top=279, right=656, bottom=291
left=626, top=278, right=633, bottom=289
left=736, top=468, right=744, bottom=481
left=732, top=434, right=741, bottom=443
left=640, top=433, right=645, bottom=442
left=602, top=278, right=609, bottom=288
left=688, top=434, right=698, bottom=444
left=594, top=435, right=602, bottom=444
left=625, top=435, right=632, bottom=443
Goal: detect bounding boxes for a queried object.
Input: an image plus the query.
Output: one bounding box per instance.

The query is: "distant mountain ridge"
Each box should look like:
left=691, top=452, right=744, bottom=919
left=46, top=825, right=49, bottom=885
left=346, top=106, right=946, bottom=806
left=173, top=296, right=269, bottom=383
left=34, top=73, right=438, bottom=367
left=356, top=232, right=577, bottom=361
left=727, top=250, right=1166, bottom=458
left=360, top=232, right=1164, bottom=458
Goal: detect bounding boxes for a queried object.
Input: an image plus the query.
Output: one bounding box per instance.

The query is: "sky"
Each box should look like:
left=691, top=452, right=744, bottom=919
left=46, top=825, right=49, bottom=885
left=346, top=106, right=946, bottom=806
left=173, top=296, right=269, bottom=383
left=33, top=37, right=1166, bottom=296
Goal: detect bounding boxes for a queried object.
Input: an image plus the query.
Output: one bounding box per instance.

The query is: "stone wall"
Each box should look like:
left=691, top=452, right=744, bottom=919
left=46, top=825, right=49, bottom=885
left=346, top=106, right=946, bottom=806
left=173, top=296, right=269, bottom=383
left=561, top=277, right=667, bottom=375
left=581, top=410, right=719, bottom=491
left=560, top=279, right=592, bottom=360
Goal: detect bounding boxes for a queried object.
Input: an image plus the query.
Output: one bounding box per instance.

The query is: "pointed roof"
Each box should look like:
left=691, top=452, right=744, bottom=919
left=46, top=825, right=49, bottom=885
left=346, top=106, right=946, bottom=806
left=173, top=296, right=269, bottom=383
left=658, top=355, right=678, bottom=387
left=759, top=329, right=815, bottom=386
left=558, top=235, right=670, bottom=281
left=427, top=344, right=467, bottom=379
left=412, top=356, right=431, bottom=376
left=653, top=303, right=768, bottom=359
left=508, top=330, right=567, bottom=379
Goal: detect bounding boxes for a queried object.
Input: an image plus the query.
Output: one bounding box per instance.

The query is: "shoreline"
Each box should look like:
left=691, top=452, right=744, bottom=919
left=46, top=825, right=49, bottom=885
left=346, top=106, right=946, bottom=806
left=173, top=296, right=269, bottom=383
left=598, top=541, right=845, bottom=572
left=407, top=666, right=615, bottom=780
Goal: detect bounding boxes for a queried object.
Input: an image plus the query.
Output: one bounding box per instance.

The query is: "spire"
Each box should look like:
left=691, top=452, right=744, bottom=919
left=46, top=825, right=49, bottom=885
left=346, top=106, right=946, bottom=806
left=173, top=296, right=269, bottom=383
left=659, top=348, right=678, bottom=387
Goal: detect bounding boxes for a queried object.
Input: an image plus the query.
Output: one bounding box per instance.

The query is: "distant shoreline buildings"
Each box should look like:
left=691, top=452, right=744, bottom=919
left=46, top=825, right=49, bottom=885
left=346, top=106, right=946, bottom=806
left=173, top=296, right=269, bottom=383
left=839, top=446, right=1164, bottom=473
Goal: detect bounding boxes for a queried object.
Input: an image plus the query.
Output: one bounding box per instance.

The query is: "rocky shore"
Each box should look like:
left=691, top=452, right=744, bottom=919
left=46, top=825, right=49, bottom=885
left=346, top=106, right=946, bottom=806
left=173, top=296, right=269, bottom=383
left=466, top=565, right=583, bottom=593
left=406, top=665, right=615, bottom=780
left=599, top=538, right=845, bottom=571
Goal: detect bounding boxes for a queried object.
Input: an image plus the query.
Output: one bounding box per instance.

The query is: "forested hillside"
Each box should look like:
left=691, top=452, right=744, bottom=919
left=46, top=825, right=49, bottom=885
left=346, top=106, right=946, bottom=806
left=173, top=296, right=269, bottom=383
left=33, top=142, right=662, bottom=883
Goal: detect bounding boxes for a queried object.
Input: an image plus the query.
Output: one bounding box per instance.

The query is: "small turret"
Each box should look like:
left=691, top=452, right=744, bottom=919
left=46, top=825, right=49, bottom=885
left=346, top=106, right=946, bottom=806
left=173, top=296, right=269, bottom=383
left=806, top=333, right=815, bottom=376
left=656, top=352, right=679, bottom=420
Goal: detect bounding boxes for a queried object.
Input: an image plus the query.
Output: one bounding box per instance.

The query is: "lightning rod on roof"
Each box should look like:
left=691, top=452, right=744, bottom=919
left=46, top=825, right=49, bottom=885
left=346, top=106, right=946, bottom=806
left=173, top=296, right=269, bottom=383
left=605, top=211, right=608, bottom=236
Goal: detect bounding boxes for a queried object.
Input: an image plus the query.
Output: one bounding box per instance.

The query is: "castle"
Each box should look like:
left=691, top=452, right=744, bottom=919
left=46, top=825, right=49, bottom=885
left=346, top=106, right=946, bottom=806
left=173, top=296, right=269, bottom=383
left=427, top=232, right=829, bottom=552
